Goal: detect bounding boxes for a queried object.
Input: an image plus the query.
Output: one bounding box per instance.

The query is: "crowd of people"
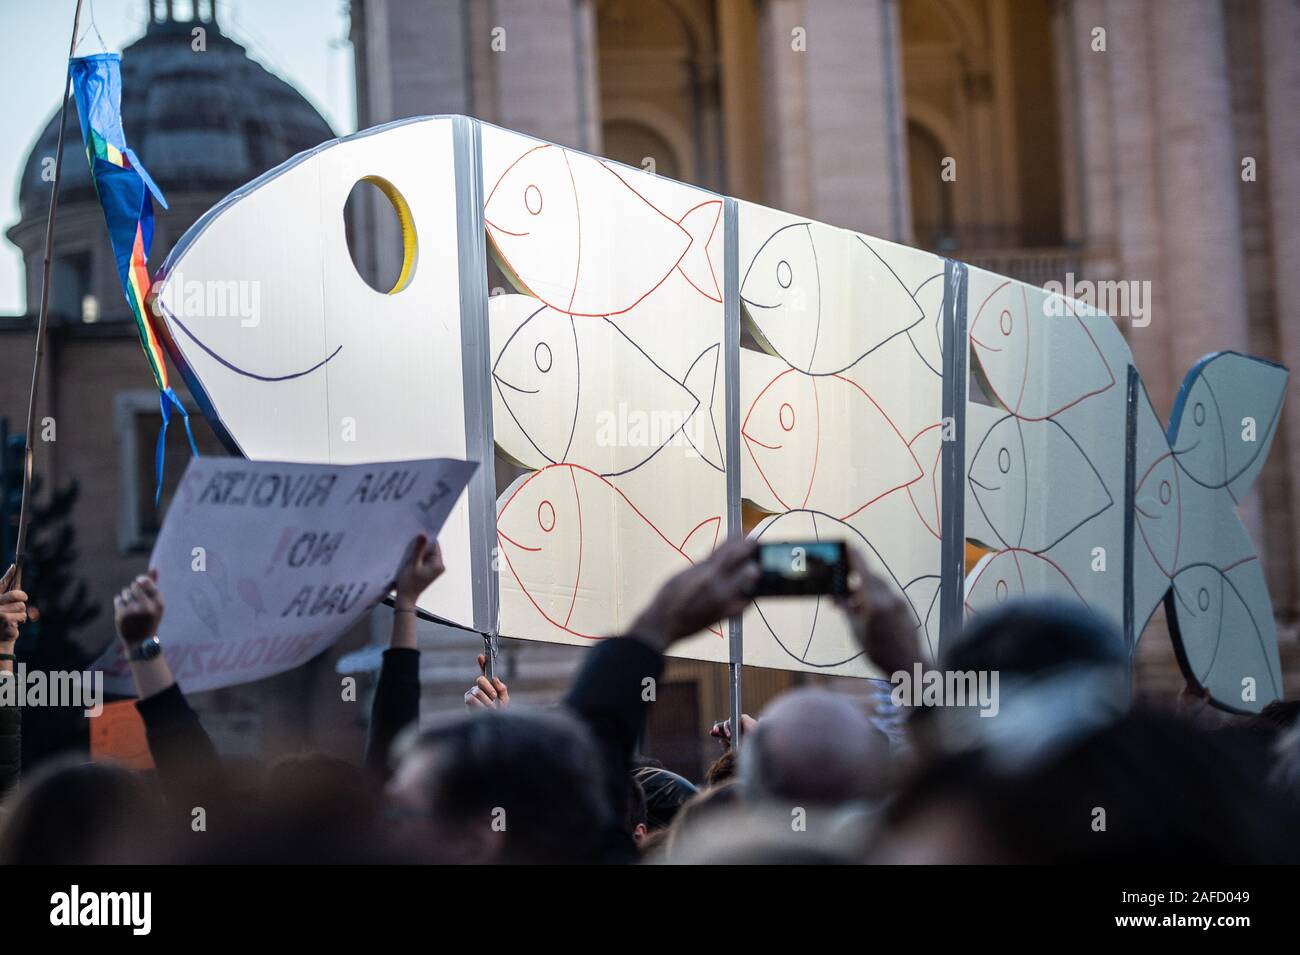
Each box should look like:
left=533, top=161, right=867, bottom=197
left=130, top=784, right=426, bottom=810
left=0, top=534, right=1298, bottom=864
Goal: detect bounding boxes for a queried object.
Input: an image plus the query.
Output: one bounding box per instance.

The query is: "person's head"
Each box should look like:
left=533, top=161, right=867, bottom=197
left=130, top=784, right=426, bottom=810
left=875, top=708, right=1300, bottom=864
left=741, top=688, right=891, bottom=808
left=387, top=707, right=609, bottom=864
left=1271, top=721, right=1300, bottom=809
left=664, top=779, right=740, bottom=858
left=0, top=758, right=161, bottom=864
left=923, top=599, right=1129, bottom=764
left=626, top=774, right=649, bottom=845
left=632, top=765, right=698, bottom=831
left=263, top=751, right=383, bottom=845
left=706, top=748, right=736, bottom=785
left=655, top=804, right=857, bottom=864
left=174, top=753, right=392, bottom=864
left=943, top=598, right=1126, bottom=677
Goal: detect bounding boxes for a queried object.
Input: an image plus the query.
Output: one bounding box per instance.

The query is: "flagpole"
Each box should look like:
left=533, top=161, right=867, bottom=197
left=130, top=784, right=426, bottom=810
left=9, top=0, right=85, bottom=591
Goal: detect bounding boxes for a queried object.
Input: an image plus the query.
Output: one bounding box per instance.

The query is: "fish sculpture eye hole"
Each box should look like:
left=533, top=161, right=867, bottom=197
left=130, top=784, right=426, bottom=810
left=776, top=259, right=792, bottom=289
left=538, top=500, right=556, bottom=533
left=995, top=579, right=1009, bottom=602
left=1193, top=401, right=1206, bottom=426
left=1159, top=480, right=1172, bottom=505
left=999, top=309, right=1013, bottom=336
left=997, top=447, right=1011, bottom=474
left=535, top=341, right=552, bottom=373
left=525, top=184, right=543, bottom=216
left=779, top=402, right=795, bottom=432
left=1198, top=587, right=1210, bottom=611
left=344, top=175, right=419, bottom=295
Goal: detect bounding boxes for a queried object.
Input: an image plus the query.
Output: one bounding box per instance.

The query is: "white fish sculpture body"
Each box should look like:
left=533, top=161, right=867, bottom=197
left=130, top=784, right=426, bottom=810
left=149, top=115, right=1288, bottom=710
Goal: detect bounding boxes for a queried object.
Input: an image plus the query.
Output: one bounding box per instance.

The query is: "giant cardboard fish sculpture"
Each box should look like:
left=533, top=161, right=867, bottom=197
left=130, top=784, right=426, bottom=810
left=146, top=115, right=1288, bottom=712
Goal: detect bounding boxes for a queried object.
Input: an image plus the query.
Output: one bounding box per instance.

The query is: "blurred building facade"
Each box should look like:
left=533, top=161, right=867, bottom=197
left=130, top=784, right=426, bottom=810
left=352, top=0, right=1300, bottom=776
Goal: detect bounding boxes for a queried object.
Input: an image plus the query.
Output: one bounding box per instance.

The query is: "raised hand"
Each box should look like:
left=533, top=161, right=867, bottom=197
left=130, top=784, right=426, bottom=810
left=113, top=568, right=164, bottom=646
left=626, top=537, right=760, bottom=653
left=833, top=547, right=921, bottom=675
left=394, top=534, right=444, bottom=611
left=710, top=713, right=757, bottom=751
left=464, top=653, right=510, bottom=710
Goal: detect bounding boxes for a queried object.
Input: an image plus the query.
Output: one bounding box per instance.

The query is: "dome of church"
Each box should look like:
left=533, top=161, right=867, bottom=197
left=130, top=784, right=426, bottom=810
left=17, top=3, right=335, bottom=222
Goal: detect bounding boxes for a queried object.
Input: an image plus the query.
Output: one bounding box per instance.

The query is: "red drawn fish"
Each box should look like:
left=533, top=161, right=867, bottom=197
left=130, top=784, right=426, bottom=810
left=964, top=548, right=1086, bottom=614
left=497, top=463, right=721, bottom=639
left=485, top=144, right=721, bottom=316
left=968, top=281, right=1115, bottom=420
left=742, top=368, right=922, bottom=519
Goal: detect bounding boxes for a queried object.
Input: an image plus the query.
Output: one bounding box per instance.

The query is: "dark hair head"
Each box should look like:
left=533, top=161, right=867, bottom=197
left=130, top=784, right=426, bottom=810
left=0, top=758, right=161, bottom=864
left=633, top=765, right=698, bottom=830
left=625, top=774, right=648, bottom=834
left=879, top=708, right=1300, bottom=864
left=706, top=749, right=737, bottom=785
left=406, top=708, right=611, bottom=864
left=942, top=598, right=1125, bottom=677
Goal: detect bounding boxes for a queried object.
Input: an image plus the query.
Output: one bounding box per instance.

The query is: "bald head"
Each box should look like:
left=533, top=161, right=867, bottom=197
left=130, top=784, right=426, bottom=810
left=741, top=689, right=891, bottom=807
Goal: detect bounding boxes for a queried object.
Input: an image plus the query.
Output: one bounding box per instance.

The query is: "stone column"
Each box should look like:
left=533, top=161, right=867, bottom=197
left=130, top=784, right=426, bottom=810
left=1260, top=0, right=1300, bottom=609
left=757, top=0, right=813, bottom=216
left=757, top=0, right=909, bottom=240
left=489, top=0, right=600, bottom=151
left=1103, top=0, right=1174, bottom=410
left=1150, top=0, right=1257, bottom=533
left=1070, top=0, right=1119, bottom=280
left=353, top=0, right=474, bottom=125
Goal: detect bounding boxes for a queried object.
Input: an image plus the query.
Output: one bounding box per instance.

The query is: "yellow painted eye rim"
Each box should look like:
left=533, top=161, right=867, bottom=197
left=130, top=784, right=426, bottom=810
left=360, top=175, right=418, bottom=294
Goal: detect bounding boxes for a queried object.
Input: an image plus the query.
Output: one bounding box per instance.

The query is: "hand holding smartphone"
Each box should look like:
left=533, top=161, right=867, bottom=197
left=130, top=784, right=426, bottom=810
left=751, top=540, right=850, bottom=597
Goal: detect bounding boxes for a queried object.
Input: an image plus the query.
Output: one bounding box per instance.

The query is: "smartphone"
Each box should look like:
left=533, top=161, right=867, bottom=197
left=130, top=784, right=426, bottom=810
left=753, top=540, right=850, bottom=597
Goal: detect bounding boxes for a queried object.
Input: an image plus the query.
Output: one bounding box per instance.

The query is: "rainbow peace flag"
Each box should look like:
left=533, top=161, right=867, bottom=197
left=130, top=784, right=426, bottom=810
left=69, top=53, right=196, bottom=502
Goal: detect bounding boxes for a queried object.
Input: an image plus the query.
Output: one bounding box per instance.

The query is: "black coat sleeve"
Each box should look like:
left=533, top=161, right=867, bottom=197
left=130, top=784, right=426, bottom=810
left=134, top=683, right=219, bottom=789
left=563, top=636, right=663, bottom=858
left=364, top=647, right=421, bottom=776
left=0, top=696, right=19, bottom=799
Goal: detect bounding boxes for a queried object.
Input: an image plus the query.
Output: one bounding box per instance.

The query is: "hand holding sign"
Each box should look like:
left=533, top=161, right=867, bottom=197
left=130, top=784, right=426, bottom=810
left=94, top=457, right=475, bottom=695
left=395, top=535, right=445, bottom=611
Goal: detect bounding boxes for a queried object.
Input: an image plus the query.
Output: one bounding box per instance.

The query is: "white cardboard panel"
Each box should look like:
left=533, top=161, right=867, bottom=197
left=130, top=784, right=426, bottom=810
left=738, top=201, right=946, bottom=674
left=155, top=114, right=1289, bottom=704
left=964, top=264, right=1287, bottom=712
left=155, top=117, right=475, bottom=628
left=963, top=268, right=1126, bottom=629
left=483, top=124, right=729, bottom=662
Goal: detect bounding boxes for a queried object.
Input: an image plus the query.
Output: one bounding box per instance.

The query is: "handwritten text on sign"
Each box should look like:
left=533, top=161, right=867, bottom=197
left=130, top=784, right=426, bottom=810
left=95, top=457, right=476, bottom=694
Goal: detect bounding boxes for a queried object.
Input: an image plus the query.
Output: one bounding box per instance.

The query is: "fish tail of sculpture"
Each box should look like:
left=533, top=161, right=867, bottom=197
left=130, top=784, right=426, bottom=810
left=1155, top=352, right=1288, bottom=712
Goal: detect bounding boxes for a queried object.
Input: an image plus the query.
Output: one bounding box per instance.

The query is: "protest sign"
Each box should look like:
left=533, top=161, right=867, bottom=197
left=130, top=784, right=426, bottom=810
left=95, top=457, right=475, bottom=694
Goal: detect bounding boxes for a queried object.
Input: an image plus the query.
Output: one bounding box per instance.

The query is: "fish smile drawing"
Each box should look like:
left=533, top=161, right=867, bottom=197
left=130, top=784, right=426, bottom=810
left=967, top=414, right=1113, bottom=552
left=741, top=366, right=922, bottom=519
left=969, top=281, right=1116, bottom=420
left=496, top=463, right=721, bottom=639
left=484, top=144, right=722, bottom=316
left=490, top=294, right=723, bottom=475
left=965, top=547, right=1087, bottom=612
left=740, top=224, right=924, bottom=375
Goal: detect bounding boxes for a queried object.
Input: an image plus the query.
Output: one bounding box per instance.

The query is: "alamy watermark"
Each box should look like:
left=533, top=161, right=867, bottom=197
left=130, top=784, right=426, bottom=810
left=149, top=270, right=262, bottom=328
left=1043, top=273, right=1151, bottom=328
left=0, top=666, right=103, bottom=717
left=594, top=402, right=716, bottom=460
left=890, top=663, right=1000, bottom=717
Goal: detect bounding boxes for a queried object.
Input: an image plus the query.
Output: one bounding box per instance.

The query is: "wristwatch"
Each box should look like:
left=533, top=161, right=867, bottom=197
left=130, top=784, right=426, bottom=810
left=130, top=636, right=162, bottom=662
